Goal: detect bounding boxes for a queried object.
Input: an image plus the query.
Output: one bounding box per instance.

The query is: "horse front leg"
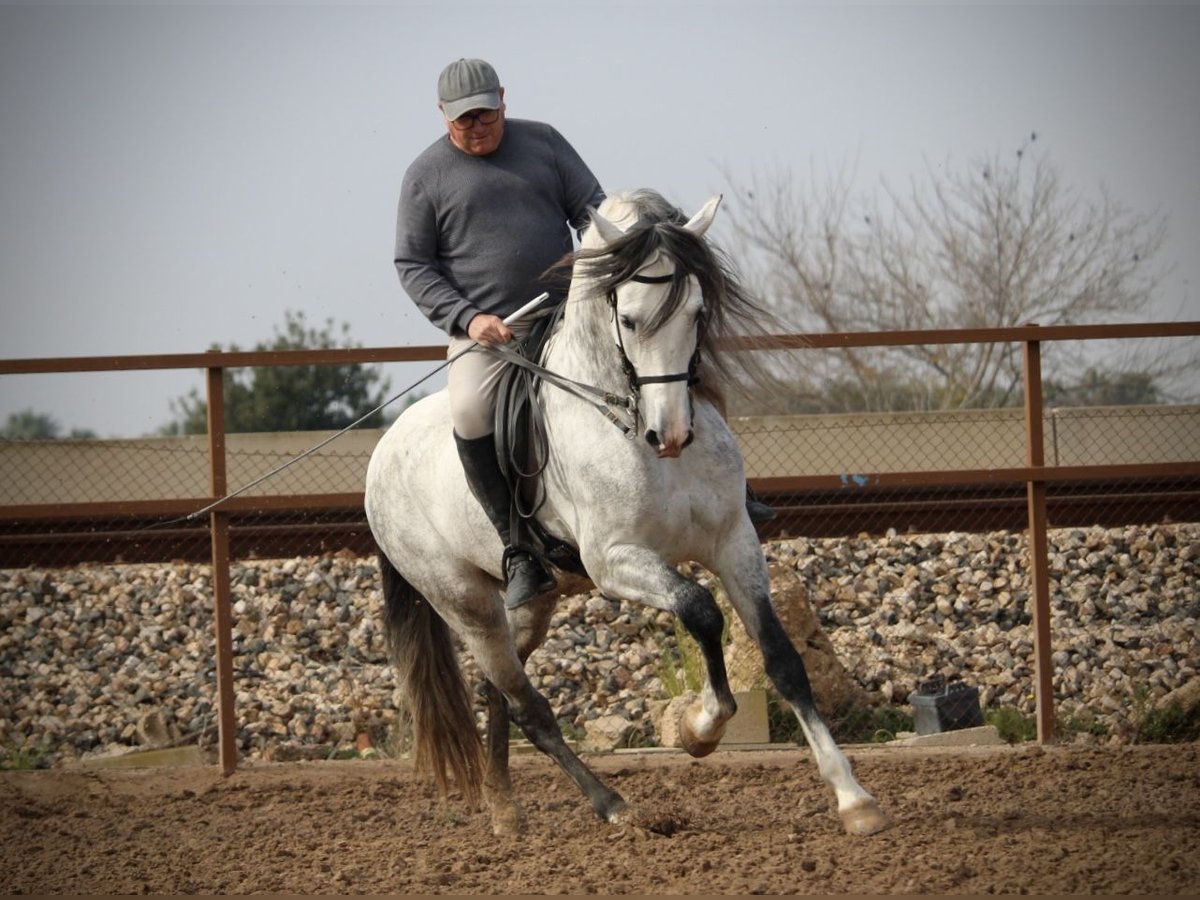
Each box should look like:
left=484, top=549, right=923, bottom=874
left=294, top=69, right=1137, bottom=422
left=716, top=542, right=891, bottom=836
left=757, top=609, right=890, bottom=835
left=597, top=544, right=738, bottom=758
left=672, top=577, right=739, bottom=756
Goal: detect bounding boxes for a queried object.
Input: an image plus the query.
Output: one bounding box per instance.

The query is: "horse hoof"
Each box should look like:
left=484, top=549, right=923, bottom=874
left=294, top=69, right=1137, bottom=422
left=487, top=792, right=527, bottom=837
left=840, top=800, right=891, bottom=836
left=490, top=804, right=526, bottom=837
left=679, top=729, right=721, bottom=758
left=679, top=706, right=725, bottom=758
left=604, top=800, right=631, bottom=825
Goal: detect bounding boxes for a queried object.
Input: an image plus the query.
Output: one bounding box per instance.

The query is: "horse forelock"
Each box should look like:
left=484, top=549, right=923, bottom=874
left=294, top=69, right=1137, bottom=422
left=596, top=189, right=686, bottom=231
left=578, top=208, right=744, bottom=349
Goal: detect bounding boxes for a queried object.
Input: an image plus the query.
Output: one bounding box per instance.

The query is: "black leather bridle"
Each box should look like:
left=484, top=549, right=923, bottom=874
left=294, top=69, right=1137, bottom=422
left=607, top=272, right=703, bottom=403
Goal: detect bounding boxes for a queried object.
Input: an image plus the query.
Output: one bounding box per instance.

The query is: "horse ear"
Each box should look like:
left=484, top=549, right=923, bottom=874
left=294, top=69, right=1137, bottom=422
left=589, top=208, right=626, bottom=245
left=683, top=194, right=723, bottom=237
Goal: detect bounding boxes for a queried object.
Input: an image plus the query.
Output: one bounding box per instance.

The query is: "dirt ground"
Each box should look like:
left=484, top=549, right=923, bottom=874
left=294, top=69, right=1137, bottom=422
left=2, top=742, right=1198, bottom=895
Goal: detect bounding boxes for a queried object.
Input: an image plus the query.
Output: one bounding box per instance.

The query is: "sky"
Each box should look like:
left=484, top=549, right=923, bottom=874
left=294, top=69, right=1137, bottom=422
left=1, top=1, right=1198, bottom=438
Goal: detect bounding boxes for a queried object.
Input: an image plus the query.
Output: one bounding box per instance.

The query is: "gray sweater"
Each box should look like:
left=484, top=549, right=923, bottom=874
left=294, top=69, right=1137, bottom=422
left=394, top=119, right=605, bottom=337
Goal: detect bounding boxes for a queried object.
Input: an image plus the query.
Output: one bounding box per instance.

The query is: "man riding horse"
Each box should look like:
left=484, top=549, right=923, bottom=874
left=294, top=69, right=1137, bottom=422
left=394, top=58, right=774, bottom=610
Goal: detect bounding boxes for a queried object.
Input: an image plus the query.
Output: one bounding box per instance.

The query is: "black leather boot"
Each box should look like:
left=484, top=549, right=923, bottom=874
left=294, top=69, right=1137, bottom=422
left=455, top=432, right=556, bottom=609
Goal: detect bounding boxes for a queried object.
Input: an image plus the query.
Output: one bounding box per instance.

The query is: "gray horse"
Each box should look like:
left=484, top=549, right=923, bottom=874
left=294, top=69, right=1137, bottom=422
left=365, top=189, right=889, bottom=837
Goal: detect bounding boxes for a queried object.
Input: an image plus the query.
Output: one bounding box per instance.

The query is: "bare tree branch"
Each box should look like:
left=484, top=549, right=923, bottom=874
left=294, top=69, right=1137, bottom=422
left=720, top=141, right=1181, bottom=411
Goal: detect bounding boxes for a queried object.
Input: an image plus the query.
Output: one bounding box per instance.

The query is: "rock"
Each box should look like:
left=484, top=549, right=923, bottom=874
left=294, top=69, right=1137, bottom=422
left=1156, top=677, right=1200, bottom=714
left=579, top=714, right=633, bottom=753
left=725, top=563, right=863, bottom=718
left=655, top=693, right=697, bottom=749
left=2, top=522, right=1197, bottom=766
left=135, top=710, right=175, bottom=749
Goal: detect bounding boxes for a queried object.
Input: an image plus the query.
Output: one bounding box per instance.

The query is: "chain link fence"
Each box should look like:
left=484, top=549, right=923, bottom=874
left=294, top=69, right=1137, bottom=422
left=2, top=327, right=1198, bottom=767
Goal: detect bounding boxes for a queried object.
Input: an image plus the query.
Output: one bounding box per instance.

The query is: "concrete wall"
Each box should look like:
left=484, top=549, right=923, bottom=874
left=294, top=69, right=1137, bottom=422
left=0, top=430, right=382, bottom=505
left=736, top=405, right=1200, bottom=477
left=2, top=405, right=1197, bottom=506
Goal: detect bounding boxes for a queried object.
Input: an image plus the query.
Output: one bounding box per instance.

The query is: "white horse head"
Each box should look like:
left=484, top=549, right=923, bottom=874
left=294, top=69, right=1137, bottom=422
left=570, top=192, right=724, bottom=458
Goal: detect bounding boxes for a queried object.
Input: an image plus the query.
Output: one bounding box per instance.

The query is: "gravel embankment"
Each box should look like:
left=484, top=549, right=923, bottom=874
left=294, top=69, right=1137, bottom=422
left=1, top=523, right=1196, bottom=765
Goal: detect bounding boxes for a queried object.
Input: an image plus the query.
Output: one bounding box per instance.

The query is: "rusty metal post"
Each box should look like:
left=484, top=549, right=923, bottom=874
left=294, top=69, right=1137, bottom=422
left=206, top=363, right=238, bottom=774
left=1022, top=338, right=1056, bottom=743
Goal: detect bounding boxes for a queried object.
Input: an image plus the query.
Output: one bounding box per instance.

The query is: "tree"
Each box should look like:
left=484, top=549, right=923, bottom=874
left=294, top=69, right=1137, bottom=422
left=1044, top=367, right=1162, bottom=407
left=721, top=137, right=1177, bottom=412
left=1, top=409, right=96, bottom=440
left=164, top=311, right=392, bottom=434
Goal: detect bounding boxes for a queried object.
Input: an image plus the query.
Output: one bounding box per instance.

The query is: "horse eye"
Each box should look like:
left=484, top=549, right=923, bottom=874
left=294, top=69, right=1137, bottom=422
left=620, top=316, right=636, bottom=332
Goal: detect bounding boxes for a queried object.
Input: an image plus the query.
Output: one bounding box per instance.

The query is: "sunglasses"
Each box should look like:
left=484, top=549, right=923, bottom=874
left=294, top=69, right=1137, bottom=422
left=448, top=108, right=501, bottom=130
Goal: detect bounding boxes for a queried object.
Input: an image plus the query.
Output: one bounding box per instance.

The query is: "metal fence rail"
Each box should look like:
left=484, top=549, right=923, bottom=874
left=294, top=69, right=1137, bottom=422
left=2, top=321, right=1198, bottom=771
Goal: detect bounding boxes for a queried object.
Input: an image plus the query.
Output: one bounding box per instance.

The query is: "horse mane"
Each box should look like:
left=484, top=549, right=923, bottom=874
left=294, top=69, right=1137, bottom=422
left=550, top=188, right=786, bottom=412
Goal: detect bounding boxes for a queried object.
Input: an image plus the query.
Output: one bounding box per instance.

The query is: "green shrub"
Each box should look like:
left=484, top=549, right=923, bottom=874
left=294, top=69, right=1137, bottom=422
left=766, top=692, right=804, bottom=744
left=986, top=706, right=1036, bottom=743
left=0, top=742, right=49, bottom=771
left=1134, top=702, right=1200, bottom=744
left=1058, top=708, right=1110, bottom=741
left=844, top=710, right=916, bottom=744
left=834, top=704, right=914, bottom=744
left=656, top=630, right=707, bottom=697
left=558, top=719, right=586, bottom=743
left=617, top=727, right=657, bottom=750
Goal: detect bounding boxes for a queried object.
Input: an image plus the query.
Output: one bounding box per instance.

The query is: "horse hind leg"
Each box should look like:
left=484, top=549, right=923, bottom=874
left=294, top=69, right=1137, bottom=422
left=462, top=622, right=629, bottom=828
left=384, top=551, right=627, bottom=831
left=515, top=689, right=629, bottom=824
left=480, top=597, right=557, bottom=836
left=482, top=681, right=523, bottom=835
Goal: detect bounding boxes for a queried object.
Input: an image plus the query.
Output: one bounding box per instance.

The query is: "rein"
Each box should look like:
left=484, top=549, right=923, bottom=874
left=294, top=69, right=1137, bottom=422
left=488, top=339, right=639, bottom=436
left=489, top=269, right=705, bottom=440
left=488, top=270, right=704, bottom=540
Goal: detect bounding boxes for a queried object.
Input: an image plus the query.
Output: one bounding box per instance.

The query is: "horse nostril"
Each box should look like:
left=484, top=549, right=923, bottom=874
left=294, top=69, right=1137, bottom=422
left=645, top=430, right=660, bottom=448
left=682, top=430, right=695, bottom=450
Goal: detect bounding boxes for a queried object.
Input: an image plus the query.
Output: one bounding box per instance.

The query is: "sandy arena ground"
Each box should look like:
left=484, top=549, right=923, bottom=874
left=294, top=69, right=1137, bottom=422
left=2, top=741, right=1198, bottom=894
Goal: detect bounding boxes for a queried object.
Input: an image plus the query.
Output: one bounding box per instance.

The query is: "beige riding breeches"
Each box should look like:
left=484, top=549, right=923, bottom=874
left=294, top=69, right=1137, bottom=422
left=446, top=321, right=533, bottom=440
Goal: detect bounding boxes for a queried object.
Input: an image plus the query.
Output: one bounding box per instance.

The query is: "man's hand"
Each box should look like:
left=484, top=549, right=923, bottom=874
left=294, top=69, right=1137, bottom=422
left=467, top=313, right=514, bottom=345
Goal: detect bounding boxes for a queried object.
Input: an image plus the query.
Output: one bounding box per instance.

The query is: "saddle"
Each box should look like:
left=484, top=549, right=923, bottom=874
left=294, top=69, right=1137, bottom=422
left=492, top=303, right=587, bottom=576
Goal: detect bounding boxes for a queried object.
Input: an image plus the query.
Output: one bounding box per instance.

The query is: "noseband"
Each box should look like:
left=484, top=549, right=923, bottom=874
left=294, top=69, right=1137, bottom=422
left=607, top=272, right=703, bottom=402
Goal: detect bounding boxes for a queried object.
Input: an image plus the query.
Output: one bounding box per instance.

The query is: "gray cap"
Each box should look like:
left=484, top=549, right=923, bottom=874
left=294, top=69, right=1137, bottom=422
left=437, top=58, right=502, bottom=121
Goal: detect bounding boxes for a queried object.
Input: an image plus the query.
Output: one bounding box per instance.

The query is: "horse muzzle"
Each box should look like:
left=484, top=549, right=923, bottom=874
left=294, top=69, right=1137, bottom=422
left=646, top=428, right=694, bottom=459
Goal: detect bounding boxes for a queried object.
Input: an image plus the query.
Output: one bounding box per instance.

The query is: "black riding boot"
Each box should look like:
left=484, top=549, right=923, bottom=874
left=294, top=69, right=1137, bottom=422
left=455, top=432, right=556, bottom=609
left=746, top=483, right=776, bottom=524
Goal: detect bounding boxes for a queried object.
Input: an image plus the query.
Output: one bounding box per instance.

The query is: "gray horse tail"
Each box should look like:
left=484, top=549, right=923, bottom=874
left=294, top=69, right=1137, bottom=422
left=379, top=552, right=484, bottom=806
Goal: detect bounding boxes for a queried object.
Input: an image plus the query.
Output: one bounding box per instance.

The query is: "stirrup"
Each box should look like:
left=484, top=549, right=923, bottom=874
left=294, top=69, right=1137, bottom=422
left=502, top=547, right=556, bottom=610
